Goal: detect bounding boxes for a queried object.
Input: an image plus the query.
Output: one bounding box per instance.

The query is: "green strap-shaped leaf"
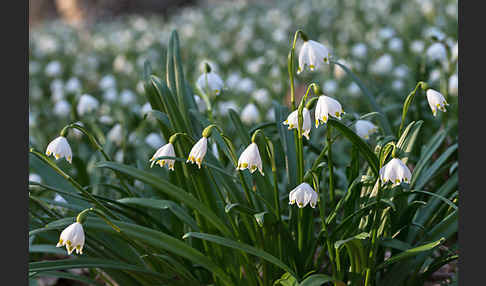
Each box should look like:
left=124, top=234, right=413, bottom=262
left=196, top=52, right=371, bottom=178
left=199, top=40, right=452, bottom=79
left=183, top=232, right=299, bottom=280
left=299, top=274, right=338, bottom=286
left=327, top=119, right=380, bottom=176
left=96, top=161, right=232, bottom=236
left=377, top=237, right=445, bottom=269
left=117, top=198, right=199, bottom=231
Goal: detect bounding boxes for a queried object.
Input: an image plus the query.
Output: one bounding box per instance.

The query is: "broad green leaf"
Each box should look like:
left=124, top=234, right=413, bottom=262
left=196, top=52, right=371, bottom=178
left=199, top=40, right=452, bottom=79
left=299, top=274, right=338, bottom=286
left=377, top=238, right=445, bottom=269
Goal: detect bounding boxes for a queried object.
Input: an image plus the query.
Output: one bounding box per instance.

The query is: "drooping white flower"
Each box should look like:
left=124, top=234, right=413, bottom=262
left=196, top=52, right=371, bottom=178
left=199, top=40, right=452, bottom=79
left=410, top=40, right=425, bottom=54
left=107, top=124, right=123, bottom=146
left=186, top=137, right=208, bottom=168
left=355, top=120, right=378, bottom=139
left=379, top=158, right=412, bottom=186
left=241, top=103, right=260, bottom=124
left=65, top=77, right=81, bottom=93
left=196, top=71, right=224, bottom=96
left=289, top=182, right=318, bottom=208
left=141, top=102, right=152, bottom=117
left=426, top=89, right=449, bottom=116
left=297, top=40, right=331, bottom=74
left=99, top=115, right=114, bottom=125
left=99, top=74, right=116, bottom=90
left=77, top=94, right=99, bottom=116
left=283, top=108, right=312, bottom=139
left=149, top=143, right=176, bottom=170
left=56, top=222, right=85, bottom=255
left=314, top=95, right=345, bottom=127
left=388, top=37, right=403, bottom=52
left=120, top=89, right=135, bottom=105
left=46, top=136, right=72, bottom=163
left=237, top=143, right=264, bottom=175
left=45, top=61, right=62, bottom=77
left=351, top=43, right=368, bottom=59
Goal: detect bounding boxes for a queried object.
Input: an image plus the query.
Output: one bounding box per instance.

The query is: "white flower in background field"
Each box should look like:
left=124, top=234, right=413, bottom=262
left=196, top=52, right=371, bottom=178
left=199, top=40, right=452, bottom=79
left=351, top=43, right=367, bottom=59
left=99, top=74, right=116, bottom=90
left=193, top=95, right=207, bottom=112
left=426, top=43, right=447, bottom=62
left=53, top=100, right=71, bottom=117
left=449, top=74, right=458, bottom=96
left=187, top=137, right=208, bottom=168
left=77, top=94, right=99, bottom=116
left=46, top=136, right=72, bottom=163
left=115, top=150, right=124, bottom=163
left=52, top=90, right=64, bottom=103
left=196, top=71, right=224, bottom=96
left=452, top=42, right=458, bottom=61
left=315, top=95, right=345, bottom=127
left=355, top=120, right=378, bottom=139
left=65, top=77, right=81, bottom=93
left=410, top=40, right=425, bottom=54
left=424, top=27, right=445, bottom=41
left=289, top=182, right=318, bottom=208
left=237, top=143, right=264, bottom=175
left=236, top=78, right=256, bottom=93
left=71, top=121, right=84, bottom=139
left=99, top=115, right=114, bottom=125
left=348, top=82, right=360, bottom=96
left=426, top=89, right=449, bottom=116
left=54, top=194, right=67, bottom=204
left=107, top=124, right=123, bottom=146
left=378, top=27, right=395, bottom=40
left=145, top=133, right=164, bottom=149
left=428, top=69, right=442, bottom=83
left=297, top=40, right=331, bottom=74
left=103, top=88, right=118, bottom=102
left=323, top=80, right=338, bottom=94
left=241, top=103, right=260, bottom=124
left=252, top=89, right=271, bottom=106
left=150, top=143, right=176, bottom=170
left=379, top=158, right=412, bottom=186
left=56, top=222, right=85, bottom=255
left=371, top=54, right=393, bottom=75
left=283, top=108, right=312, bottom=140
left=218, top=101, right=239, bottom=116
left=393, top=65, right=409, bottom=78
left=141, top=102, right=152, bottom=117
left=29, top=173, right=42, bottom=184
left=392, top=80, right=404, bottom=91
left=50, top=79, right=64, bottom=94
left=136, top=81, right=145, bottom=94
left=120, top=89, right=135, bottom=105
left=45, top=61, right=62, bottom=77
left=388, top=37, right=403, bottom=52
left=266, top=109, right=276, bottom=121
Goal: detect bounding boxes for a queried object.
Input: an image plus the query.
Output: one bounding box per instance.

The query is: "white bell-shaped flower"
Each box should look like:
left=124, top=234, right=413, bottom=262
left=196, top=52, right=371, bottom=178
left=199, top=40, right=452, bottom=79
left=237, top=143, right=264, bottom=175
left=149, top=143, right=176, bottom=170
left=298, top=40, right=331, bottom=74
left=186, top=137, right=208, bottom=168
left=283, top=108, right=312, bottom=139
left=56, top=222, right=85, bottom=255
left=355, top=120, right=378, bottom=139
left=289, top=182, right=318, bottom=208
left=107, top=124, right=123, bottom=146
left=196, top=72, right=224, bottom=96
left=241, top=103, right=260, bottom=124
left=426, top=89, right=449, bottom=116
left=77, top=94, right=99, bottom=116
left=46, top=136, right=72, bottom=163
left=379, top=158, right=412, bottom=186
left=314, top=95, right=345, bottom=127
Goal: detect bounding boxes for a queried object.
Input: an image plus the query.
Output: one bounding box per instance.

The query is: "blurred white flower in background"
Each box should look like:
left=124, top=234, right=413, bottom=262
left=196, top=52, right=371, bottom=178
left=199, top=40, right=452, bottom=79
left=241, top=103, right=260, bottom=124
left=120, top=89, right=136, bottom=105
left=145, top=133, right=164, bottom=149
left=371, top=54, right=393, bottom=75
left=107, top=124, right=123, bottom=146
left=426, top=42, right=447, bottom=62
left=45, top=61, right=62, bottom=77
left=29, top=173, right=42, bottom=184
left=388, top=37, right=403, bottom=52
left=218, top=101, right=239, bottom=116
left=410, top=40, right=425, bottom=54
left=252, top=89, right=271, bottom=106
left=99, top=74, right=117, bottom=90
left=53, top=100, right=71, bottom=117
left=449, top=74, right=458, bottom=96
left=103, top=88, right=118, bottom=102
left=65, top=77, right=82, bottom=93
left=323, top=80, right=338, bottom=94
left=351, top=43, right=367, bottom=59
left=77, top=94, right=99, bottom=116
left=99, top=115, right=114, bottom=125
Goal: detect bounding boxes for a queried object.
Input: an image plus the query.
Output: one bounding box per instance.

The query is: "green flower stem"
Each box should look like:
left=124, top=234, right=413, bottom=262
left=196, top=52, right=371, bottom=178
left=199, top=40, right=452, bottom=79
left=62, top=123, right=133, bottom=196
left=398, top=81, right=427, bottom=138
left=365, top=183, right=384, bottom=286
left=327, top=126, right=335, bottom=206
left=29, top=148, right=119, bottom=220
